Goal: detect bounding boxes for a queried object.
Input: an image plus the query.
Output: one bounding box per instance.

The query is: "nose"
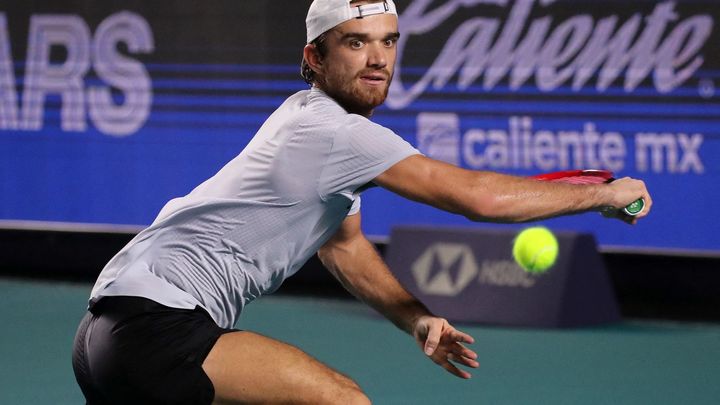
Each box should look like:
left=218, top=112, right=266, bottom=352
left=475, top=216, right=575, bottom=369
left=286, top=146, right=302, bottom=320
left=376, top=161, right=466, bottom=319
left=367, top=42, right=388, bottom=69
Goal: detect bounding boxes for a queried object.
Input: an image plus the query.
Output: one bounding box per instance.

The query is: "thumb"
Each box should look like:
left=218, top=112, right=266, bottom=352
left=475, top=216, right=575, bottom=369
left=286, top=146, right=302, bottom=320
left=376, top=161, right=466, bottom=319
left=423, top=322, right=442, bottom=356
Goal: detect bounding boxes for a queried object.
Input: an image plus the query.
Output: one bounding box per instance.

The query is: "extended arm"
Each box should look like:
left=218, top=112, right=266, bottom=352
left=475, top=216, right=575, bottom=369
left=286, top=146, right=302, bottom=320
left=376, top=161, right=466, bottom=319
left=318, top=213, right=479, bottom=378
left=374, top=155, right=652, bottom=223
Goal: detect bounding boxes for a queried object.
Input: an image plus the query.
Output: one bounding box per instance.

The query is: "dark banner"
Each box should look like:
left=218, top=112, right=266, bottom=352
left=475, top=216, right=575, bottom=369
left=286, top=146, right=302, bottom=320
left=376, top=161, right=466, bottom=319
left=385, top=226, right=621, bottom=327
left=1, top=0, right=718, bottom=252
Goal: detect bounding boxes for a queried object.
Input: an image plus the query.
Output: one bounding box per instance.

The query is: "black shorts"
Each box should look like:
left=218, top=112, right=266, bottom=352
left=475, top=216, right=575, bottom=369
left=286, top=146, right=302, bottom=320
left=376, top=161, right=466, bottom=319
left=72, top=296, right=237, bottom=405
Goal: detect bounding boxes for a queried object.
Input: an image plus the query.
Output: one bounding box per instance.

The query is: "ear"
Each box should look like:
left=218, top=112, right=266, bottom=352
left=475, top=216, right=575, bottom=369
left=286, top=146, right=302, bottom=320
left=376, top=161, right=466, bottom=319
left=303, top=44, right=323, bottom=74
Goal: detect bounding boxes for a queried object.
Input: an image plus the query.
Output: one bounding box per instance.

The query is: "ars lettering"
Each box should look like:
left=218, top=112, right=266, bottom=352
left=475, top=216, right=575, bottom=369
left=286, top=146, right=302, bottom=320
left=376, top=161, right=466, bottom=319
left=0, top=12, right=154, bottom=136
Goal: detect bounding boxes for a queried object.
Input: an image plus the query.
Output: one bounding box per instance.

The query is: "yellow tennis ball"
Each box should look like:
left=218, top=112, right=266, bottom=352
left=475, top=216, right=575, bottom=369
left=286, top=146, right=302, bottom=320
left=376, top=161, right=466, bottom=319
left=512, top=227, right=559, bottom=274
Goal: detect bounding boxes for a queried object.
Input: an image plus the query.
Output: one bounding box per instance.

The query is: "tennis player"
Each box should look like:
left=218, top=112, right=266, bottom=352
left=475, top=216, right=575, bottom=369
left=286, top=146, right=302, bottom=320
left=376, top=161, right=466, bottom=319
left=72, top=1, right=652, bottom=404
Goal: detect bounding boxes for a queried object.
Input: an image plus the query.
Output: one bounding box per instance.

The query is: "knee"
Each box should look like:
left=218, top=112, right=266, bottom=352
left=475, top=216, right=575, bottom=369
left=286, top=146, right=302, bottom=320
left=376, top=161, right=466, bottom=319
left=345, top=385, right=371, bottom=405
left=327, top=377, right=371, bottom=405
left=336, top=386, right=371, bottom=405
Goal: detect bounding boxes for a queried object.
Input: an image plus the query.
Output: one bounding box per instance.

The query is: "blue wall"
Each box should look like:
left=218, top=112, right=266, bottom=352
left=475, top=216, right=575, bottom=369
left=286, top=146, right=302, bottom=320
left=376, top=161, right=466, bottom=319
left=1, top=1, right=718, bottom=252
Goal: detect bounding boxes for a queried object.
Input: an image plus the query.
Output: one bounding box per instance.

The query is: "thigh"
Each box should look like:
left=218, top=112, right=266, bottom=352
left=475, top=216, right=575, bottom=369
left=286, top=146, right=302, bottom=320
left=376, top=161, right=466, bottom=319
left=202, top=331, right=371, bottom=405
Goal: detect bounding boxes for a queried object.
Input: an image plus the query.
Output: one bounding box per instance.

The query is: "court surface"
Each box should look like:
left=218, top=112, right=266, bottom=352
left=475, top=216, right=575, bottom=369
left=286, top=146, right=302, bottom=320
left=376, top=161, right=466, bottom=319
left=1, top=277, right=719, bottom=404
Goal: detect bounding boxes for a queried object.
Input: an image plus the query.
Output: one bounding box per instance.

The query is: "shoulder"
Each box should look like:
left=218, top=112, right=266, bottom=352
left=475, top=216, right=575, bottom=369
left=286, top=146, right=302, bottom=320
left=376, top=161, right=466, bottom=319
left=338, top=114, right=403, bottom=148
left=305, top=87, right=348, bottom=117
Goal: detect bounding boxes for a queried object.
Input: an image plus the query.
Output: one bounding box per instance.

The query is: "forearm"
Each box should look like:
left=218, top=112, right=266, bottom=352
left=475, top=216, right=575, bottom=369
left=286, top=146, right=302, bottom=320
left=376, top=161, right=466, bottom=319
left=462, top=171, right=610, bottom=223
left=374, top=155, right=637, bottom=224
left=318, top=236, right=431, bottom=335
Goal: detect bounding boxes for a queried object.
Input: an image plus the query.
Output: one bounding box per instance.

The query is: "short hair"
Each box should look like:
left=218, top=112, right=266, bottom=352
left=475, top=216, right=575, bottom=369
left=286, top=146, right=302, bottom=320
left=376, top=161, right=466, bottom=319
left=301, top=0, right=384, bottom=85
left=300, top=32, right=328, bottom=85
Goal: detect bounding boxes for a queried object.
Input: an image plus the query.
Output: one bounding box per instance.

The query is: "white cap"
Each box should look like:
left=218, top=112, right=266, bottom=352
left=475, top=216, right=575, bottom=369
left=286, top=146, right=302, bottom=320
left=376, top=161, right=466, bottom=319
left=306, top=0, right=398, bottom=43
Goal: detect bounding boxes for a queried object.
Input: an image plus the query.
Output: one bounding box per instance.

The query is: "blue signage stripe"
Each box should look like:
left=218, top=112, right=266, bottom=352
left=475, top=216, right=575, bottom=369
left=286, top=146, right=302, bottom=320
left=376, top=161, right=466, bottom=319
left=23, top=110, right=720, bottom=136
left=10, top=65, right=717, bottom=98
left=30, top=95, right=720, bottom=130
left=16, top=60, right=719, bottom=78
left=400, top=99, right=720, bottom=117
left=145, top=79, right=715, bottom=98
left=145, top=95, right=720, bottom=118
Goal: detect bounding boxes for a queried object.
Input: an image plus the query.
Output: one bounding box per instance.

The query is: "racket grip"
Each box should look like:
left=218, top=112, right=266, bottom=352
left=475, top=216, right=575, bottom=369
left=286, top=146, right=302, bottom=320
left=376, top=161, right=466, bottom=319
left=623, top=198, right=645, bottom=216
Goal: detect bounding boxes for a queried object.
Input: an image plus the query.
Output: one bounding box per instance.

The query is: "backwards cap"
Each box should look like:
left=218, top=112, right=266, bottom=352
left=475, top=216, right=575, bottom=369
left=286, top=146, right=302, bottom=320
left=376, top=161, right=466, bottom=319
left=306, top=0, right=398, bottom=43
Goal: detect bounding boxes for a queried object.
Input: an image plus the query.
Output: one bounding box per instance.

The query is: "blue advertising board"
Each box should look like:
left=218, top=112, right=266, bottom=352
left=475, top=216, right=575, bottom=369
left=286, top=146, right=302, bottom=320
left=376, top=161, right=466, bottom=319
left=1, top=0, right=718, bottom=253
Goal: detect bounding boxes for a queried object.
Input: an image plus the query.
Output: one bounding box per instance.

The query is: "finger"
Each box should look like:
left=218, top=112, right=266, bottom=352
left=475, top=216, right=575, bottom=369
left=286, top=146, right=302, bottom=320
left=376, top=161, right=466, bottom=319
left=424, top=321, right=442, bottom=356
left=448, top=329, right=475, bottom=344
left=448, top=352, right=480, bottom=369
left=630, top=179, right=651, bottom=219
left=439, top=358, right=472, bottom=379
left=636, top=179, right=652, bottom=211
left=640, top=190, right=652, bottom=218
left=451, top=343, right=478, bottom=361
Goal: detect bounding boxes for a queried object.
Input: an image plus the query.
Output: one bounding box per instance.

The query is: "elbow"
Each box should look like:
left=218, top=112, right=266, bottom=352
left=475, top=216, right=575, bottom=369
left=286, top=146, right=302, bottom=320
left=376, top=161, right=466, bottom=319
left=463, top=193, right=498, bottom=222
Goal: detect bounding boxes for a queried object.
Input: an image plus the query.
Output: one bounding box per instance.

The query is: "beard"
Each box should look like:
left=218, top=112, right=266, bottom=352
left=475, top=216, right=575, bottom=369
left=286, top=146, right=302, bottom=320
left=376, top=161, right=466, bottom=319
left=319, top=68, right=392, bottom=117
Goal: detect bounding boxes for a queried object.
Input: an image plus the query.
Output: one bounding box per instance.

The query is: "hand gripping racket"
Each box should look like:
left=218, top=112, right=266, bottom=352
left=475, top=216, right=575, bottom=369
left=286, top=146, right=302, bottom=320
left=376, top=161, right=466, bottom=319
left=530, top=169, right=645, bottom=216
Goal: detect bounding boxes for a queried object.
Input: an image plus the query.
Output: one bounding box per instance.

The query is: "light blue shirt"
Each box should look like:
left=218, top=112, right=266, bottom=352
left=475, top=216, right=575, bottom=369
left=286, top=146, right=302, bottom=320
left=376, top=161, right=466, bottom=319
left=90, top=88, right=420, bottom=328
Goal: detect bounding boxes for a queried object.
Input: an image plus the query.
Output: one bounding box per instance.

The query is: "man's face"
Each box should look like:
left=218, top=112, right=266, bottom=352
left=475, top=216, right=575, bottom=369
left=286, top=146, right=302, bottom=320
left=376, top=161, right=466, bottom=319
left=316, top=12, right=399, bottom=116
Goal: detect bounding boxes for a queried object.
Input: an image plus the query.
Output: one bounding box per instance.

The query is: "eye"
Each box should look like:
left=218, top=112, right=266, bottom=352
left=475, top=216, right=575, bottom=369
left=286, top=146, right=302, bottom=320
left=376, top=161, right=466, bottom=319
left=384, top=38, right=397, bottom=48
left=349, top=39, right=364, bottom=49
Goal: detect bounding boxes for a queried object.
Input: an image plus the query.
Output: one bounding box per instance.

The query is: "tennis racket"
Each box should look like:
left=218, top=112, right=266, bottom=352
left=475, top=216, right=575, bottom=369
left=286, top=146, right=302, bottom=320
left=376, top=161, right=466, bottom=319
left=531, top=169, right=645, bottom=216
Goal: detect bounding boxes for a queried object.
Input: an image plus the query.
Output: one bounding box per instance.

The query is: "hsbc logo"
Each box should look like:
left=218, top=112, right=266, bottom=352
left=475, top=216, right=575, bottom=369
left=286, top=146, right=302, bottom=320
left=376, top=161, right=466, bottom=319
left=412, top=242, right=538, bottom=296
left=411, top=243, right=479, bottom=296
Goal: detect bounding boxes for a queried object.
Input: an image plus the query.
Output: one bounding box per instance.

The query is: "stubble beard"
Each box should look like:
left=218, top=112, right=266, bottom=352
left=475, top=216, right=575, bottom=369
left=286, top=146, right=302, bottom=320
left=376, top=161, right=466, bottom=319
left=319, top=69, right=392, bottom=117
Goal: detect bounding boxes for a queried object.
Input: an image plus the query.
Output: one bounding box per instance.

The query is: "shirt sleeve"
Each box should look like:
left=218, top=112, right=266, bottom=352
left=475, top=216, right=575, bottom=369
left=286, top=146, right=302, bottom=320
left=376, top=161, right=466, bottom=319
left=318, top=115, right=421, bottom=201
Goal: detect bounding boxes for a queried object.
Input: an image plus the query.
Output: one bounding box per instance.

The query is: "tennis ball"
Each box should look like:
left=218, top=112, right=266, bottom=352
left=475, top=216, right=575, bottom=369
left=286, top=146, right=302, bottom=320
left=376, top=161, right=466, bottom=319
left=512, top=227, right=559, bottom=274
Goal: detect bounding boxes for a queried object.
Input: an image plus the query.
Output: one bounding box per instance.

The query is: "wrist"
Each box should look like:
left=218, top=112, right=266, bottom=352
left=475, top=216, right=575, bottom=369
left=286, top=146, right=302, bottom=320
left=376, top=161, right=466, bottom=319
left=405, top=307, right=434, bottom=335
left=591, top=183, right=614, bottom=210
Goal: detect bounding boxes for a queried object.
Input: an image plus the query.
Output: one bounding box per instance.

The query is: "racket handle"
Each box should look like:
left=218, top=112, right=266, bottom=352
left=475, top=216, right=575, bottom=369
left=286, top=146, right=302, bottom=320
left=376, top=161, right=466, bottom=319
left=623, top=198, right=645, bottom=216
